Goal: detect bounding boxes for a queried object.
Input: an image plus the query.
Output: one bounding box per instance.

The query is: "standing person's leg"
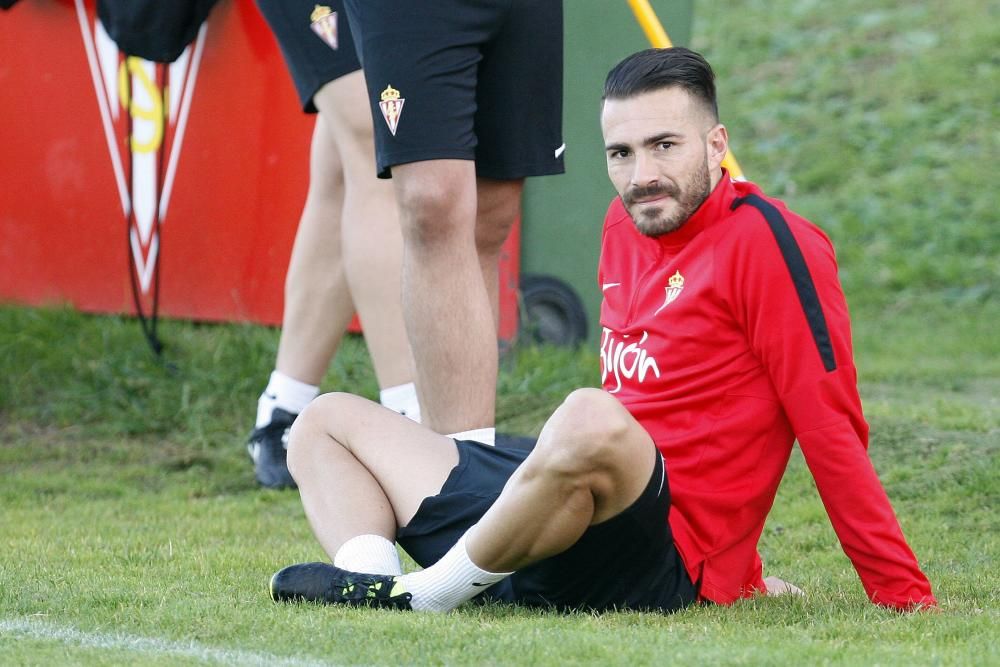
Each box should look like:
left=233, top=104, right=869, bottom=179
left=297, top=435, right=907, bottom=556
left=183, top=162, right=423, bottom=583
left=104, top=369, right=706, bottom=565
left=273, top=120, right=354, bottom=390
left=474, top=177, right=523, bottom=327
left=471, top=0, right=564, bottom=333
left=315, top=73, right=418, bottom=419
left=391, top=161, right=496, bottom=435
left=342, top=0, right=563, bottom=437
left=250, top=0, right=420, bottom=488
left=249, top=117, right=354, bottom=489
left=342, top=0, right=515, bottom=439
left=250, top=0, right=364, bottom=488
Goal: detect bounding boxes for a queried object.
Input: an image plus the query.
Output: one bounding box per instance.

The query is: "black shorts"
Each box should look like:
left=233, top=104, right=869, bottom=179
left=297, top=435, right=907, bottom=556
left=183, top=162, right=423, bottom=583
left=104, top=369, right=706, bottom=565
left=343, top=0, right=566, bottom=179
left=397, top=439, right=697, bottom=613
left=256, top=0, right=361, bottom=113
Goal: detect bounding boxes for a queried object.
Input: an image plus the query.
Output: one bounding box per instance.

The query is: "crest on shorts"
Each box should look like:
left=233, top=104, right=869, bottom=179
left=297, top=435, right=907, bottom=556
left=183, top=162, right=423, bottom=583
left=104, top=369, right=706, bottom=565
left=309, top=5, right=338, bottom=50
left=653, top=271, right=685, bottom=315
left=379, top=84, right=405, bottom=136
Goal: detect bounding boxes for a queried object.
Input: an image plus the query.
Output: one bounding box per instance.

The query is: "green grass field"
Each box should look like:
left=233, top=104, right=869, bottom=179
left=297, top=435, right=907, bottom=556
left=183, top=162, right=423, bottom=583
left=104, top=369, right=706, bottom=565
left=2, top=0, right=998, bottom=663
left=1, top=299, right=997, bottom=665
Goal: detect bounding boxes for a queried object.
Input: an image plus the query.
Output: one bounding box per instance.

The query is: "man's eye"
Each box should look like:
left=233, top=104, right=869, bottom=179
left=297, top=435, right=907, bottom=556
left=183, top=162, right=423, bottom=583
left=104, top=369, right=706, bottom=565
left=610, top=150, right=630, bottom=159
left=657, top=142, right=674, bottom=150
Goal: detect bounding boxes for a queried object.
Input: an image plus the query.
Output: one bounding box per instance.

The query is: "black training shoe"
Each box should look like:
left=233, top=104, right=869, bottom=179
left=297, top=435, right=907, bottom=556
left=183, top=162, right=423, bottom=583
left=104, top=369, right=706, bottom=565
left=246, top=408, right=297, bottom=489
left=270, top=562, right=413, bottom=610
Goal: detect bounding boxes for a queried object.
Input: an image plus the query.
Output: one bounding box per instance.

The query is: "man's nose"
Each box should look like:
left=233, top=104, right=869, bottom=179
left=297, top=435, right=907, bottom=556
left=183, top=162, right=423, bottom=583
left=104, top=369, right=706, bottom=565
left=630, top=151, right=659, bottom=186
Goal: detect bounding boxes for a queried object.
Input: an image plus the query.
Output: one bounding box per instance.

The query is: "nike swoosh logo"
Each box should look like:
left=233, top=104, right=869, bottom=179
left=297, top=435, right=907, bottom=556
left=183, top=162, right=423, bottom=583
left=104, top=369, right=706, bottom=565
left=602, top=282, right=621, bottom=291
left=554, top=143, right=566, bottom=159
left=471, top=582, right=491, bottom=587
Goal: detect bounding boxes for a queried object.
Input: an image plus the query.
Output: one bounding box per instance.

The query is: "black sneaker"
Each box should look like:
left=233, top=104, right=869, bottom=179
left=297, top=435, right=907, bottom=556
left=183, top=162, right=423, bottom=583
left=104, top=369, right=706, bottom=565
left=270, top=562, right=413, bottom=610
left=246, top=408, right=297, bottom=489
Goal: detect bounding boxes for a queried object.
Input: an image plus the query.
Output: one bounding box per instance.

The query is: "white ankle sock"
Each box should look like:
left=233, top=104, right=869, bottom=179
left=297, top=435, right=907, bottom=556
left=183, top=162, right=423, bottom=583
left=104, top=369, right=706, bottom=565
left=333, top=534, right=403, bottom=576
left=379, top=382, right=422, bottom=423
left=256, top=370, right=319, bottom=427
left=447, top=427, right=496, bottom=447
left=398, top=533, right=510, bottom=612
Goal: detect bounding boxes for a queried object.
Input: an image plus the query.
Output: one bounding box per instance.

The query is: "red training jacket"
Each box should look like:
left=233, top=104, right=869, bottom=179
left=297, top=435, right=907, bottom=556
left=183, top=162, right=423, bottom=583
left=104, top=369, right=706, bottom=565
left=598, top=174, right=936, bottom=610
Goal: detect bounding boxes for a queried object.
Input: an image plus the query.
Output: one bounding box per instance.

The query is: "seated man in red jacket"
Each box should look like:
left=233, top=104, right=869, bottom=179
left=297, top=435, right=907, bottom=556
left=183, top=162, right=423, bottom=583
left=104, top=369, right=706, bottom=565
left=267, top=47, right=936, bottom=613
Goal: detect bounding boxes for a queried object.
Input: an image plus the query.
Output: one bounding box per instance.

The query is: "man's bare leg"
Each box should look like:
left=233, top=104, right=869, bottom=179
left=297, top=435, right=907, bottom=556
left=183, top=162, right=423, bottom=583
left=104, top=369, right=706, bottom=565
left=275, top=388, right=657, bottom=611
left=261, top=74, right=417, bottom=432
left=464, top=388, right=654, bottom=571
left=393, top=388, right=656, bottom=611
left=287, top=393, right=458, bottom=558
left=252, top=76, right=419, bottom=487
left=391, top=160, right=495, bottom=434
left=273, top=119, right=353, bottom=387
left=250, top=114, right=354, bottom=488
left=316, top=74, right=415, bottom=394
left=474, top=177, right=523, bottom=329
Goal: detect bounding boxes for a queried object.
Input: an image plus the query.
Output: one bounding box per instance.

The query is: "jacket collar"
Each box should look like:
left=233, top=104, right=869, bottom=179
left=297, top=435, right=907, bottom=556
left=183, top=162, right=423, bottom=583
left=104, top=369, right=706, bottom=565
left=654, top=169, right=737, bottom=249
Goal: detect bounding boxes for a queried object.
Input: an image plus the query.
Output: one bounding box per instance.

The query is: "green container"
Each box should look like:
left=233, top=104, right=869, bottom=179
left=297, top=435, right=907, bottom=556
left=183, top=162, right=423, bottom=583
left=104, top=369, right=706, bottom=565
left=519, top=0, right=693, bottom=346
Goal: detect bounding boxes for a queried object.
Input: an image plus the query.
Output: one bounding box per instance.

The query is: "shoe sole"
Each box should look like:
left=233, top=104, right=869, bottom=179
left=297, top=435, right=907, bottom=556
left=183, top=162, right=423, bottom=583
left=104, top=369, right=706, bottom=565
left=269, top=571, right=279, bottom=602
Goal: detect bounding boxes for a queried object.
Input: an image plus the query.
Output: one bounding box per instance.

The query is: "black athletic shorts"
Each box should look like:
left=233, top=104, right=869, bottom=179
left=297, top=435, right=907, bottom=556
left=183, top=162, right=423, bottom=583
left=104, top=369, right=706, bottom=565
left=343, top=0, right=566, bottom=179
left=397, top=439, right=697, bottom=613
left=256, top=0, right=361, bottom=113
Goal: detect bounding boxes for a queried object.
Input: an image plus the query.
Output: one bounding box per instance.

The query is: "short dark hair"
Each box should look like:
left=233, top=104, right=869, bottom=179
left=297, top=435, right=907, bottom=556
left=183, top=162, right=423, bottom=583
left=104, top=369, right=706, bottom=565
left=603, top=47, right=718, bottom=121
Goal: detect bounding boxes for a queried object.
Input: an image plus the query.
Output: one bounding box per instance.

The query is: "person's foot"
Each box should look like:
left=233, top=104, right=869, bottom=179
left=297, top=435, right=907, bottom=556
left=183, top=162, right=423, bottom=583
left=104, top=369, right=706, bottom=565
left=246, top=408, right=297, bottom=489
left=270, top=562, right=413, bottom=609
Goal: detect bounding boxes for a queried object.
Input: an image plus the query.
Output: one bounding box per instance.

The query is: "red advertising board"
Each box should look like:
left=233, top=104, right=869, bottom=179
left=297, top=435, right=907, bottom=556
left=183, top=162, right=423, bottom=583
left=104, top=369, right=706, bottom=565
left=0, top=0, right=519, bottom=340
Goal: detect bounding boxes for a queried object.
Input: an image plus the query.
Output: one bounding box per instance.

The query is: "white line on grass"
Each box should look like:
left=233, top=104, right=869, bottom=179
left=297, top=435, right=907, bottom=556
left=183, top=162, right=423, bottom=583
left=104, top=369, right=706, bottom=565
left=1, top=617, right=337, bottom=667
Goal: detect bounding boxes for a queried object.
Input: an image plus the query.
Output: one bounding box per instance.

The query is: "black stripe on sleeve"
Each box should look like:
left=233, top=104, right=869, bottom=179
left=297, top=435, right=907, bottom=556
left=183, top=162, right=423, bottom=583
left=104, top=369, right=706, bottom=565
left=732, top=194, right=837, bottom=372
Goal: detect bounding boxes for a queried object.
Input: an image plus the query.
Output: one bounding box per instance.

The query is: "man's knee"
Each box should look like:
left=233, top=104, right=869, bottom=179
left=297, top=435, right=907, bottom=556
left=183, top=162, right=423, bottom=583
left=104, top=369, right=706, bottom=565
left=394, top=169, right=475, bottom=248
left=531, top=388, right=633, bottom=476
left=314, top=72, right=374, bottom=151
left=474, top=178, right=522, bottom=255
left=286, top=392, right=351, bottom=477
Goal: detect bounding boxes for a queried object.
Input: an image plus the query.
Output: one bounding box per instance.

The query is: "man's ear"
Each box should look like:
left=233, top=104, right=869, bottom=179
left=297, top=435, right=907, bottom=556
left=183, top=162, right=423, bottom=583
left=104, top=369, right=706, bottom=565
left=707, top=123, right=729, bottom=170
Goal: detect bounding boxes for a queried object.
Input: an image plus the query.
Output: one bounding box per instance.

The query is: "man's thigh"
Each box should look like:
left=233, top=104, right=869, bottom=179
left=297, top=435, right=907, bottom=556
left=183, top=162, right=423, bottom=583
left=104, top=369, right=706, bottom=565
left=397, top=430, right=698, bottom=613
left=299, top=393, right=460, bottom=528
left=501, top=451, right=697, bottom=613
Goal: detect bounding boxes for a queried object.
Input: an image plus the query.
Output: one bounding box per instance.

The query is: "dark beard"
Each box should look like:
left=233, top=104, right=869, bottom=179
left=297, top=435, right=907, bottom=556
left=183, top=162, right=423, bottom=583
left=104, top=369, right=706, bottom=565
left=624, top=160, right=711, bottom=237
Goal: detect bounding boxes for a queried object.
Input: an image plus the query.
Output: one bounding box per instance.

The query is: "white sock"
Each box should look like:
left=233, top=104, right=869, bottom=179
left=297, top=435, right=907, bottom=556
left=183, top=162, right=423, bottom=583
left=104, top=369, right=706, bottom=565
left=398, top=533, right=511, bottom=612
left=333, top=534, right=403, bottom=576
left=379, top=382, right=421, bottom=423
left=447, top=427, right=495, bottom=447
left=256, top=370, right=319, bottom=427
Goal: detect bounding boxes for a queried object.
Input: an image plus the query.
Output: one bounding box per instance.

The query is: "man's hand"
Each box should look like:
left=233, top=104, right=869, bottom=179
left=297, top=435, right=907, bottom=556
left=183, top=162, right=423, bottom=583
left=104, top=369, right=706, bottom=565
left=763, top=576, right=805, bottom=597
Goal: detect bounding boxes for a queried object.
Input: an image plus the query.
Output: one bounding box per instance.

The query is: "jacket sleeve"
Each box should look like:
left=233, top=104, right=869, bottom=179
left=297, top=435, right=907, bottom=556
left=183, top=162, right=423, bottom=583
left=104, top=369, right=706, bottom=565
left=724, top=201, right=936, bottom=610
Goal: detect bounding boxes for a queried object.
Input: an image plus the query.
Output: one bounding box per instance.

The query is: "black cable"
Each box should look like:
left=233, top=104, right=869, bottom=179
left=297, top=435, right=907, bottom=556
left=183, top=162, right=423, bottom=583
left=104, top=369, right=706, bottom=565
left=124, top=58, right=165, bottom=358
